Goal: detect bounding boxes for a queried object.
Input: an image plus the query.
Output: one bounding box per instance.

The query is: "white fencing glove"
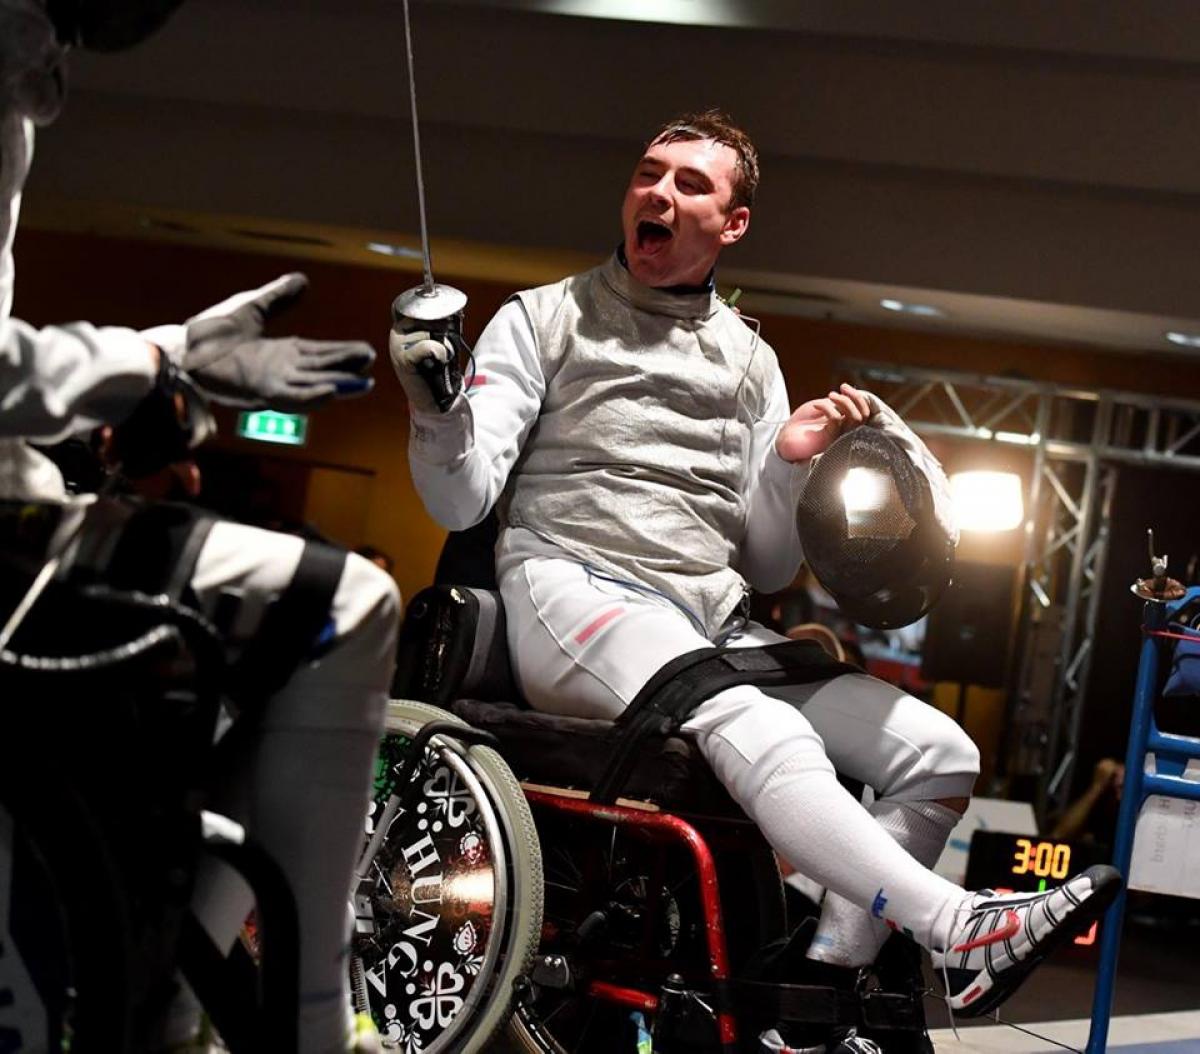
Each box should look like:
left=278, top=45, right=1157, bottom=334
left=389, top=320, right=464, bottom=415
left=178, top=273, right=375, bottom=410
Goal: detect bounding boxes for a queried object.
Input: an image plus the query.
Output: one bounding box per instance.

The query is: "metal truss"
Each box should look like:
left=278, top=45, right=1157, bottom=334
left=838, top=360, right=1200, bottom=819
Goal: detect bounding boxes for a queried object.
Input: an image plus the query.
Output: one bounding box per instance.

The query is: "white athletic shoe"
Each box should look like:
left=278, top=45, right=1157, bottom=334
left=932, top=864, right=1121, bottom=1017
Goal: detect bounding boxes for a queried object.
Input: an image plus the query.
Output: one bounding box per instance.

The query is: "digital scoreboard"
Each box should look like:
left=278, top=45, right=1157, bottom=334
left=964, top=831, right=1111, bottom=953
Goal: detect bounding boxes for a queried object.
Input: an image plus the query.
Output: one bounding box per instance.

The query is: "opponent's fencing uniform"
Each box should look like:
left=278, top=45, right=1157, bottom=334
left=0, top=13, right=397, bottom=1049
left=405, top=253, right=979, bottom=965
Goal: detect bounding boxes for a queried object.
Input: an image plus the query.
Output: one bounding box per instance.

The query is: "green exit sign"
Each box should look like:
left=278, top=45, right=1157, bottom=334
left=236, top=410, right=308, bottom=446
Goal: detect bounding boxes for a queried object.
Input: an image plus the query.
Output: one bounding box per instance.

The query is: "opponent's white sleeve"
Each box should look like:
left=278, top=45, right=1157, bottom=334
left=0, top=317, right=157, bottom=441
left=0, top=114, right=157, bottom=443
left=407, top=298, right=545, bottom=530
left=737, top=366, right=808, bottom=592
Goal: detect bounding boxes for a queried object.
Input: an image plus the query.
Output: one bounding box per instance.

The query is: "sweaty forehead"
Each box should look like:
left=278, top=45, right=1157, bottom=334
left=643, top=137, right=738, bottom=185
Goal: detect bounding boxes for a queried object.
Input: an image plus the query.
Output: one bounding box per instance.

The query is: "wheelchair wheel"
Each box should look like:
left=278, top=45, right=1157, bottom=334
left=352, top=700, right=543, bottom=1053
left=507, top=804, right=786, bottom=1054
left=0, top=776, right=137, bottom=1053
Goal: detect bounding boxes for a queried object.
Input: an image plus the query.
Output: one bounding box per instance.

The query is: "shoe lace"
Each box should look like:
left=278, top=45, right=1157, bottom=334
left=938, top=955, right=960, bottom=1044
left=933, top=896, right=1024, bottom=1042
left=935, top=895, right=976, bottom=1043
left=953, top=908, right=1020, bottom=953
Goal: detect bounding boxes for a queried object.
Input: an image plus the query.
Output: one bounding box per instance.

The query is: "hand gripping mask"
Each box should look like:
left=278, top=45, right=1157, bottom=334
left=796, top=425, right=956, bottom=630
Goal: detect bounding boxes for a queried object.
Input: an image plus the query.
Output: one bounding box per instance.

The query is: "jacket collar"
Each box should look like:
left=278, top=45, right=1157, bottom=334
left=602, top=250, right=718, bottom=321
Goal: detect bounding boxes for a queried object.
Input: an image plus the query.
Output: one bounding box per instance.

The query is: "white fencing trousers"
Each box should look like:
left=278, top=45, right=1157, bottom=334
left=500, top=555, right=978, bottom=945
left=165, top=521, right=400, bottom=1054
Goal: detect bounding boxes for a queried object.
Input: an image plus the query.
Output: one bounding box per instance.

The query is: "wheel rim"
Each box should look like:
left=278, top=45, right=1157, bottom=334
left=355, top=729, right=509, bottom=1052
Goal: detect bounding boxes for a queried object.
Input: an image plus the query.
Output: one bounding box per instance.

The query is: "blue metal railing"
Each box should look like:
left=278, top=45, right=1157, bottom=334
left=1087, top=585, right=1200, bottom=1052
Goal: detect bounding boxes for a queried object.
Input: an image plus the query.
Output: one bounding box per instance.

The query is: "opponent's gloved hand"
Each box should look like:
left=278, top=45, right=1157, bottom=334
left=389, top=318, right=465, bottom=414
left=861, top=389, right=959, bottom=544
left=182, top=273, right=375, bottom=410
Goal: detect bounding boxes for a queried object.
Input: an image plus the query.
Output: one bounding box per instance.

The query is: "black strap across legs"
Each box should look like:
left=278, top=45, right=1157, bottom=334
left=591, top=639, right=859, bottom=805
left=228, top=541, right=348, bottom=707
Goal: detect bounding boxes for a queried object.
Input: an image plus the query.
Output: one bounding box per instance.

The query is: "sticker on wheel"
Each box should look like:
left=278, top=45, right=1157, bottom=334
left=355, top=733, right=499, bottom=1052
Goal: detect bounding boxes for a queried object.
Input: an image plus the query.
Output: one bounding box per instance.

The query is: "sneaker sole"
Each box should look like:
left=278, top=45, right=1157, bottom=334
left=951, top=865, right=1122, bottom=1019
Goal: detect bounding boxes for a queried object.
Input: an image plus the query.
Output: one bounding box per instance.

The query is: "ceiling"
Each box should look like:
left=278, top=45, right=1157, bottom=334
left=20, top=0, right=1200, bottom=358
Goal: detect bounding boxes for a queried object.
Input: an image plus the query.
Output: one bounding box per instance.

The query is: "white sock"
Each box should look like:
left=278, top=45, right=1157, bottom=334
left=808, top=800, right=961, bottom=966
left=689, top=690, right=965, bottom=952
left=160, top=547, right=397, bottom=1054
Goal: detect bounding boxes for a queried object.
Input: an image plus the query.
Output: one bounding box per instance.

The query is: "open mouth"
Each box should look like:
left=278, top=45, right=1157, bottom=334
left=635, top=219, right=673, bottom=254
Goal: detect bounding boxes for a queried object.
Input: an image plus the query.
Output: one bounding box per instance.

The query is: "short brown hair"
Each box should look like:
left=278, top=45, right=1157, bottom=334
left=648, top=110, right=760, bottom=211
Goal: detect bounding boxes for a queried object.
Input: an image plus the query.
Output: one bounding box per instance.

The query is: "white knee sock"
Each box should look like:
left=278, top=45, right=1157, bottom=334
left=248, top=718, right=384, bottom=1053
left=808, top=800, right=961, bottom=966
left=157, top=718, right=385, bottom=1054
left=162, top=554, right=397, bottom=1054
left=689, top=689, right=965, bottom=951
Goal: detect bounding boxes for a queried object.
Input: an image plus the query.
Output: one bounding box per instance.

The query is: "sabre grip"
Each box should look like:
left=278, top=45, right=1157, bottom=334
left=414, top=350, right=461, bottom=413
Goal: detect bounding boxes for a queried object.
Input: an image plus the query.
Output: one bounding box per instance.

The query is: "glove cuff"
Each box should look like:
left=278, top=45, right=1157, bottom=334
left=140, top=323, right=188, bottom=365
left=112, top=357, right=215, bottom=477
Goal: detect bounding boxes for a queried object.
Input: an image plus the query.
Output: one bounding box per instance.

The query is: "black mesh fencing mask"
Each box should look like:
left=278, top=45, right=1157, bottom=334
left=796, top=426, right=955, bottom=629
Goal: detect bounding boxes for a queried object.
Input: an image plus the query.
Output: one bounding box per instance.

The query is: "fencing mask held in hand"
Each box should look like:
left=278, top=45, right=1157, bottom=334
left=796, top=425, right=955, bottom=630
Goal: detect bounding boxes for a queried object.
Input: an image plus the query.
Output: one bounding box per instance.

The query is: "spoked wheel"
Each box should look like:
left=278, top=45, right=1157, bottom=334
left=508, top=802, right=786, bottom=1054
left=351, top=700, right=543, bottom=1053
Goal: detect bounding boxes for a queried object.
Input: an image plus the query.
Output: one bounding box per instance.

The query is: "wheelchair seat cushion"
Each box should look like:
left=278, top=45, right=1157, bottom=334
left=393, top=584, right=746, bottom=814
left=445, top=698, right=745, bottom=816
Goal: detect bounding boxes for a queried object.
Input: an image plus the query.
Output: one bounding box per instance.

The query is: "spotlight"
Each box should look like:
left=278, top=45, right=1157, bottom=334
left=950, top=471, right=1024, bottom=532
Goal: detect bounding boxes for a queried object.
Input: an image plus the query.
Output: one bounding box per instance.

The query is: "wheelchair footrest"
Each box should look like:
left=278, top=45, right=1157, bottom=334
left=730, top=978, right=926, bottom=1032
left=860, top=988, right=927, bottom=1032
left=731, top=979, right=858, bottom=1027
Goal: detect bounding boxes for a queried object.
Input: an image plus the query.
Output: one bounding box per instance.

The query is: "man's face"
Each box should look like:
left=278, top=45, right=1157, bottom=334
left=621, top=135, right=750, bottom=288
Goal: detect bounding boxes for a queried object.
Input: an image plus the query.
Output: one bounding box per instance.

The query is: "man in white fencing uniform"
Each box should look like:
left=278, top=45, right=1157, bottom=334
left=393, top=110, right=1119, bottom=1031
left=0, top=3, right=397, bottom=1051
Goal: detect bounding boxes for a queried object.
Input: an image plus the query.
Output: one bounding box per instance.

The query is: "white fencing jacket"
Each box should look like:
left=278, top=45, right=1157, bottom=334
left=0, top=108, right=159, bottom=501
left=407, top=255, right=807, bottom=636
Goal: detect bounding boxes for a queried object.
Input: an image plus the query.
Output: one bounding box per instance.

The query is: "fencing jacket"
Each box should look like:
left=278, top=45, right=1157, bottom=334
left=407, top=253, right=807, bottom=637
left=0, top=110, right=158, bottom=501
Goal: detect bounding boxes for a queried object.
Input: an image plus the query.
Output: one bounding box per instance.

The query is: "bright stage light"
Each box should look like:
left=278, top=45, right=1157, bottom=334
left=950, top=471, right=1024, bottom=532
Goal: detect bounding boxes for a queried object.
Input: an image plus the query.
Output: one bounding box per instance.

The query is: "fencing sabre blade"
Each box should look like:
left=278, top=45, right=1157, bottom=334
left=390, top=0, right=468, bottom=412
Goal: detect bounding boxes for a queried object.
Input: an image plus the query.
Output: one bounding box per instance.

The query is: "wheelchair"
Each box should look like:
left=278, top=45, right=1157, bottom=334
left=0, top=507, right=302, bottom=1054
left=351, top=577, right=933, bottom=1054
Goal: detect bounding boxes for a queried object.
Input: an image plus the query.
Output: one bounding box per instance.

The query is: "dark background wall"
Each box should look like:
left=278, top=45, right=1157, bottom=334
left=18, top=224, right=1200, bottom=613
